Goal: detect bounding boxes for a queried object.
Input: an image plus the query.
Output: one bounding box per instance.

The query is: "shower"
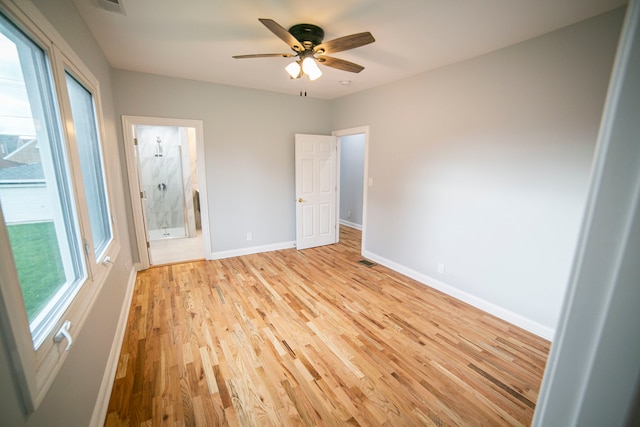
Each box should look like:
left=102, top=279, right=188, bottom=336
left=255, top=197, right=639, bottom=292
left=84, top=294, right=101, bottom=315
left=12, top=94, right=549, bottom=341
left=135, top=125, right=198, bottom=241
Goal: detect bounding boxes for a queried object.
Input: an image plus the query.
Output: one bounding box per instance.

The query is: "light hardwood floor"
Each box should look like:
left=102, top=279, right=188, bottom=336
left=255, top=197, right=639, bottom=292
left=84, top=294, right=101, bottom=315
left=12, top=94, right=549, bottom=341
left=105, top=226, right=550, bottom=426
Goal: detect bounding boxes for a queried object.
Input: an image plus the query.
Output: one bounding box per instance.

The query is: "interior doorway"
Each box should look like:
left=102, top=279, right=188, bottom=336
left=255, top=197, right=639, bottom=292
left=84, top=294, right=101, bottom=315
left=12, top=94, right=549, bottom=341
left=334, top=126, right=369, bottom=254
left=122, top=116, right=211, bottom=268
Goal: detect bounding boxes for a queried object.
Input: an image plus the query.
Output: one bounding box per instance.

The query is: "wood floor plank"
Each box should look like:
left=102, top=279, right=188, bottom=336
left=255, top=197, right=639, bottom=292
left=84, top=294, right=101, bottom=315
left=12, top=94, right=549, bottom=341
left=105, top=226, right=550, bottom=426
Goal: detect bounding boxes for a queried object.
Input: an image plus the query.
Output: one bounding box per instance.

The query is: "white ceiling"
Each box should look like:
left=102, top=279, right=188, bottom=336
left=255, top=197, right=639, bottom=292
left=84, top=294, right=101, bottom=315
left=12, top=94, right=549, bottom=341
left=71, top=0, right=626, bottom=100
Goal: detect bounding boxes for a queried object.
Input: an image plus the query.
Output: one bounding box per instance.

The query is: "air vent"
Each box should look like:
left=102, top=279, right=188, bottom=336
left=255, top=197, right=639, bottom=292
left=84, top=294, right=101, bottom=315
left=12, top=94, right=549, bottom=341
left=93, top=0, right=126, bottom=15
left=358, top=259, right=377, bottom=268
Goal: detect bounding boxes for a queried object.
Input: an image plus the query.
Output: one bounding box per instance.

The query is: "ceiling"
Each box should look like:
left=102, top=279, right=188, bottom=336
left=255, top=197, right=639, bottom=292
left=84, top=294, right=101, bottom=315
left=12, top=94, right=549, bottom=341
left=71, top=0, right=626, bottom=100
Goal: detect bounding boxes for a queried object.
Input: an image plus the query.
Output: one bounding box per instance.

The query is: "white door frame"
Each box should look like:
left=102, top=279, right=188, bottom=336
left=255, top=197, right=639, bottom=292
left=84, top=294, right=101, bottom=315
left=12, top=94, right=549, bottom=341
left=122, top=115, right=211, bottom=269
left=333, top=125, right=370, bottom=255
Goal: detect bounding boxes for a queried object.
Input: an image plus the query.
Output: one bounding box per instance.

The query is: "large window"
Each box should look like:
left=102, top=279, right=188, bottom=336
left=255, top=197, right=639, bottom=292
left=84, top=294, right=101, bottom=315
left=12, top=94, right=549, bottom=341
left=0, top=11, right=87, bottom=348
left=0, top=2, right=117, bottom=411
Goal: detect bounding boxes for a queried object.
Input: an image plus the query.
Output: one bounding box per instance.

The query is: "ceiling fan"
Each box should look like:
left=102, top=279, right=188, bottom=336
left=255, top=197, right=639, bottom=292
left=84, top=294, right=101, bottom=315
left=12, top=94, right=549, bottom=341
left=233, top=19, right=375, bottom=81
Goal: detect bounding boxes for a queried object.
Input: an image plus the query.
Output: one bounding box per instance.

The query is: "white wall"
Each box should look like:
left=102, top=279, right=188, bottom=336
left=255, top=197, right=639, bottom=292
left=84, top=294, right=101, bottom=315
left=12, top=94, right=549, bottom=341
left=0, top=185, right=51, bottom=223
left=112, top=71, right=333, bottom=256
left=339, top=134, right=365, bottom=227
left=0, top=0, right=135, bottom=426
left=534, top=1, right=640, bottom=424
left=331, top=8, right=625, bottom=337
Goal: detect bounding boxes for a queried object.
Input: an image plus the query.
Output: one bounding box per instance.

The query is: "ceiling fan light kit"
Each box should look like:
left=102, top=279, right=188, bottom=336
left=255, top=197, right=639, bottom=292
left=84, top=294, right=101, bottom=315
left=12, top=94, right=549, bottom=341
left=301, top=56, right=322, bottom=80
left=233, top=18, right=375, bottom=83
left=285, top=61, right=302, bottom=79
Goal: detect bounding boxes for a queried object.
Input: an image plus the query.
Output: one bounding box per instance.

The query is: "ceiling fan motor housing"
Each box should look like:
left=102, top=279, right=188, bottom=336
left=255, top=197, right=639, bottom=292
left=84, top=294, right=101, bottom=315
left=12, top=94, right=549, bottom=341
left=288, top=23, right=324, bottom=49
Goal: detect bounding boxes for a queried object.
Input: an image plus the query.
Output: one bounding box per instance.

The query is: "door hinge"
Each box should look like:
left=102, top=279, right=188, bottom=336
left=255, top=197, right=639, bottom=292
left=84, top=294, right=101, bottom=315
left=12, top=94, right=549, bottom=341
left=134, top=138, right=138, bottom=146
left=146, top=241, right=150, bottom=248
left=140, top=191, right=144, bottom=198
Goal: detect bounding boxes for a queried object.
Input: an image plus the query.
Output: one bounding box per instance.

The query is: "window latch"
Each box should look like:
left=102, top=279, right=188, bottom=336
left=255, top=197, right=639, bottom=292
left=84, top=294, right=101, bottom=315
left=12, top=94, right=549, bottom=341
left=53, top=320, right=73, bottom=351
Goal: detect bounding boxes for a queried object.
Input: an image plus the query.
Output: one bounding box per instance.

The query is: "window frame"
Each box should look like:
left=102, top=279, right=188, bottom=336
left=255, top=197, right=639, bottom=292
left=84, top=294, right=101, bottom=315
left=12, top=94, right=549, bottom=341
left=56, top=52, right=114, bottom=264
left=0, top=0, right=120, bottom=411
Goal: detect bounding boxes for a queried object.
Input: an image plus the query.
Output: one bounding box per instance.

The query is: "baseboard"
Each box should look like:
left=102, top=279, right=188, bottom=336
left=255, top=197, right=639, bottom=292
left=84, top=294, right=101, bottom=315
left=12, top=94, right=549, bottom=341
left=210, top=241, right=296, bottom=260
left=89, top=266, right=138, bottom=427
left=362, top=250, right=555, bottom=341
left=339, top=219, right=363, bottom=230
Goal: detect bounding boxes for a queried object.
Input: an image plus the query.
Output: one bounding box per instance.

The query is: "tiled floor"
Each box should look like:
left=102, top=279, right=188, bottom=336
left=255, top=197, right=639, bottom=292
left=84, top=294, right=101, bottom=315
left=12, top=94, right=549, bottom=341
left=149, top=229, right=204, bottom=265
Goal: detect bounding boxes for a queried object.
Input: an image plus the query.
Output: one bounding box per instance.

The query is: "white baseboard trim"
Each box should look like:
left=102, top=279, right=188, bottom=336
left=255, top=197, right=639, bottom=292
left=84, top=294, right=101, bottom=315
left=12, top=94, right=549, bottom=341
left=90, top=266, right=138, bottom=427
left=362, top=250, right=555, bottom=341
left=339, top=219, right=363, bottom=230
left=210, top=241, right=296, bottom=260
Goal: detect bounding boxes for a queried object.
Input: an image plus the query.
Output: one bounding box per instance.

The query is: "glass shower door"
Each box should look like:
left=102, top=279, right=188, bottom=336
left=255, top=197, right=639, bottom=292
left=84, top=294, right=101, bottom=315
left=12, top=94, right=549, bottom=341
left=135, top=125, right=188, bottom=241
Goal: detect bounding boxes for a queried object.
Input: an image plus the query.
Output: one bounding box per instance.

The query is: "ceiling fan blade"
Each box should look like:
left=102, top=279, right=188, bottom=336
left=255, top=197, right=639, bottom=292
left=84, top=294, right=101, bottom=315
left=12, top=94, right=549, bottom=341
left=232, top=53, right=294, bottom=59
left=258, top=18, right=303, bottom=52
left=314, top=32, right=375, bottom=55
left=316, top=56, right=364, bottom=73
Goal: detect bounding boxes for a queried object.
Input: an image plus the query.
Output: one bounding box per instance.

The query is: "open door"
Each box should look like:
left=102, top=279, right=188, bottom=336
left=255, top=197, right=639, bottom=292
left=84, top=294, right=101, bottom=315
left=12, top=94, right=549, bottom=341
left=295, top=134, right=337, bottom=250
left=122, top=115, right=210, bottom=269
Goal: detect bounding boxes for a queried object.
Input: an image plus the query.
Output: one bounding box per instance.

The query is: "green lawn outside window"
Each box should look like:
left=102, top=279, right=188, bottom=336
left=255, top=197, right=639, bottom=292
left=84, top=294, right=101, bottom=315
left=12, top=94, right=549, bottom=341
left=6, top=221, right=66, bottom=320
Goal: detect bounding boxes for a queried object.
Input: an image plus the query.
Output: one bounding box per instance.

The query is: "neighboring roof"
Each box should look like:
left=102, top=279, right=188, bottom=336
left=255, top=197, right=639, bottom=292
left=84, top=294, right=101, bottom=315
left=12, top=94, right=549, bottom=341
left=0, top=162, right=44, bottom=181
left=0, top=158, right=22, bottom=169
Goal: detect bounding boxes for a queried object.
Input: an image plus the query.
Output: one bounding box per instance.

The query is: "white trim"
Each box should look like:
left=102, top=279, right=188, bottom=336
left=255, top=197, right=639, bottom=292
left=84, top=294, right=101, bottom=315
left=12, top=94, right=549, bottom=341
left=339, top=219, right=362, bottom=230
left=210, top=241, right=296, bottom=260
left=121, top=116, right=210, bottom=269
left=89, top=266, right=137, bottom=427
left=362, top=249, right=555, bottom=340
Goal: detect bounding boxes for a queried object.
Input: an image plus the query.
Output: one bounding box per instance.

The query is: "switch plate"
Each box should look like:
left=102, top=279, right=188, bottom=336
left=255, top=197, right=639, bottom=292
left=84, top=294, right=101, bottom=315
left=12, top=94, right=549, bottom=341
left=246, top=232, right=252, bottom=241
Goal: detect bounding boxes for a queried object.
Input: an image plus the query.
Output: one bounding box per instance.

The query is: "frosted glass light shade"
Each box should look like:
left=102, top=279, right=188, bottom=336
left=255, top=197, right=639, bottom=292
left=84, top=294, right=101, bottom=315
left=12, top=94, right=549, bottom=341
left=285, top=61, right=301, bottom=79
left=302, top=57, right=322, bottom=81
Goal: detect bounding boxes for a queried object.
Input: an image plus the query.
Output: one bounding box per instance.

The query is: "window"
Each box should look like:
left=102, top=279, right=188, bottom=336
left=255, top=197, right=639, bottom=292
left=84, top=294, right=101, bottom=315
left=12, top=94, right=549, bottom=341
left=0, top=14, right=85, bottom=349
left=65, top=72, right=112, bottom=259
left=0, top=2, right=118, bottom=411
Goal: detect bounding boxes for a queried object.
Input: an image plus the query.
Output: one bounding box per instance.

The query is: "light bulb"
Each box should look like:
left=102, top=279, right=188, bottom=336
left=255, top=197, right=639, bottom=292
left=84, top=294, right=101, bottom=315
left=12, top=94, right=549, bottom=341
left=285, top=61, right=301, bottom=79
left=302, top=57, right=322, bottom=81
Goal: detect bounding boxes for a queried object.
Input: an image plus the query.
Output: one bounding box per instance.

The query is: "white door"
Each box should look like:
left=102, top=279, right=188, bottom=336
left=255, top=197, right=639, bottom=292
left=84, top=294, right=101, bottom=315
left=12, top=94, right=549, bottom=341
left=295, top=134, right=338, bottom=250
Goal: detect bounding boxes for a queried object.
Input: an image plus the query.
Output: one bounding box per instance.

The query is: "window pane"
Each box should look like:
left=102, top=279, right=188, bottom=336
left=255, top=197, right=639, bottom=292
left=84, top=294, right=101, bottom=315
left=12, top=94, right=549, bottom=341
left=0, top=15, right=85, bottom=347
left=65, top=73, right=111, bottom=258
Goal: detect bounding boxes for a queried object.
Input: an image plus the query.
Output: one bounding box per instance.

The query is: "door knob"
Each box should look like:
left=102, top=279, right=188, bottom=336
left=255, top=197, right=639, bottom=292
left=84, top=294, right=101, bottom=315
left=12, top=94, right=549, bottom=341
left=298, top=198, right=304, bottom=203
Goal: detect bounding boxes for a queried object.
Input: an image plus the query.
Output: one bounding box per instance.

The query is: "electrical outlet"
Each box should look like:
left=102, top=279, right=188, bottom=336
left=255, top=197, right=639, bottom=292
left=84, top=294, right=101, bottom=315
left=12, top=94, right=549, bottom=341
left=347, top=210, right=352, bottom=218
left=246, top=232, right=252, bottom=241
left=437, top=263, right=445, bottom=274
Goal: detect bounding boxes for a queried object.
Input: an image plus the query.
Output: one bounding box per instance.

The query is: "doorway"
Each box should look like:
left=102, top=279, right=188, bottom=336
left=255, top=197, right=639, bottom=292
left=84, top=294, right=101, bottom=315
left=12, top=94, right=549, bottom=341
left=334, top=126, right=369, bottom=253
left=122, top=116, right=211, bottom=269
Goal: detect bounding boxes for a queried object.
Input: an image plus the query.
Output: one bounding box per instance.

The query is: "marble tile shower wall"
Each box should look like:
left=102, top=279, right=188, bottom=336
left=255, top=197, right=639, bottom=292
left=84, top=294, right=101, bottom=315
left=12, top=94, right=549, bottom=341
left=137, top=125, right=185, bottom=233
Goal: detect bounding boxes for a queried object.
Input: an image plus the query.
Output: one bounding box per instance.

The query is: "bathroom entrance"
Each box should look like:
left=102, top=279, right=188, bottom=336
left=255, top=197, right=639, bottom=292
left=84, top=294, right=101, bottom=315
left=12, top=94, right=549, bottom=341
left=136, top=125, right=193, bottom=241
left=122, top=116, right=210, bottom=268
